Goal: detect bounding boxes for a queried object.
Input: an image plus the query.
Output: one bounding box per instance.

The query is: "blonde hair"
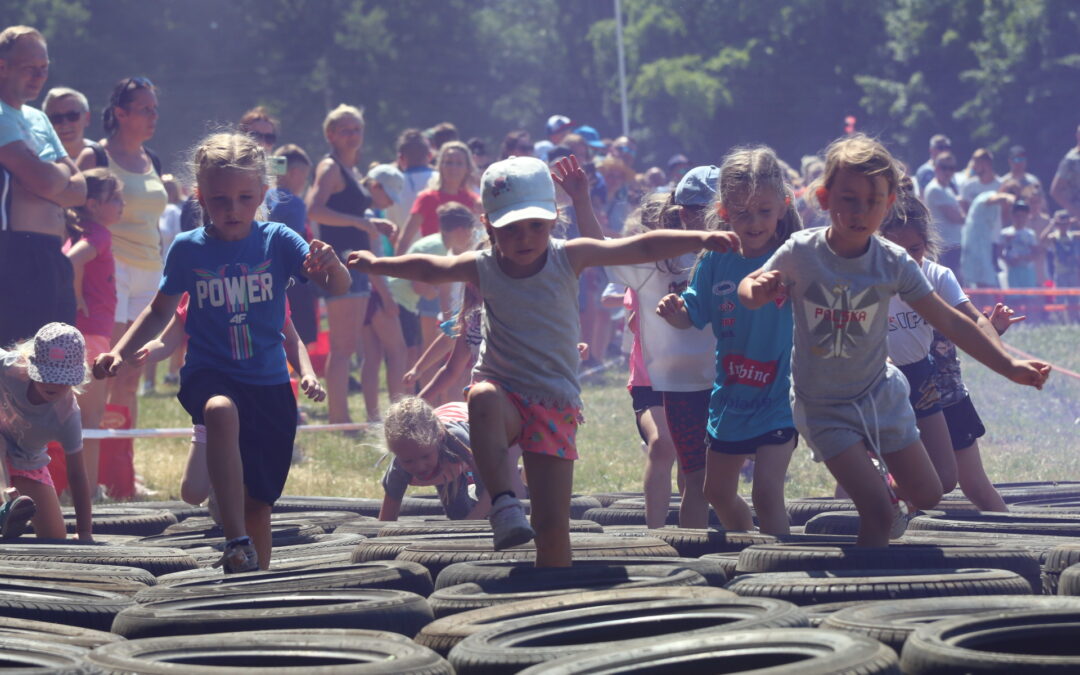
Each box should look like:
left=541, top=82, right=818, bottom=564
left=322, top=104, right=364, bottom=138
left=191, top=131, right=270, bottom=190
left=427, top=141, right=476, bottom=192
left=0, top=26, right=44, bottom=59
left=383, top=397, right=443, bottom=452
left=812, top=133, right=902, bottom=197
left=43, top=87, right=89, bottom=114
left=710, top=145, right=802, bottom=246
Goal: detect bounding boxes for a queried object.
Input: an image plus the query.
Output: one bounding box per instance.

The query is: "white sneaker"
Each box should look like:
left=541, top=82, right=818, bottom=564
left=489, top=495, right=534, bottom=550
left=889, top=501, right=911, bottom=539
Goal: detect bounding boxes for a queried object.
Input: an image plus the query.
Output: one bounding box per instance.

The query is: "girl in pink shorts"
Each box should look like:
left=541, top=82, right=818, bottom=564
left=349, top=155, right=740, bottom=566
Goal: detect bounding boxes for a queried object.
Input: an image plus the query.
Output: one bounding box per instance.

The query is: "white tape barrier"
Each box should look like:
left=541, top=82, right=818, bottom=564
left=82, top=421, right=379, bottom=440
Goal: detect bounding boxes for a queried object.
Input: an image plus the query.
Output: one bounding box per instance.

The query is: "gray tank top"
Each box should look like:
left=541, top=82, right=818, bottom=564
left=473, top=238, right=582, bottom=408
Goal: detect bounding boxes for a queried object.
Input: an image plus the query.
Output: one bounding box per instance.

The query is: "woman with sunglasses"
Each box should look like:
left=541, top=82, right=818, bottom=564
left=76, top=76, right=167, bottom=438
left=42, top=87, right=93, bottom=163
left=238, top=106, right=278, bottom=153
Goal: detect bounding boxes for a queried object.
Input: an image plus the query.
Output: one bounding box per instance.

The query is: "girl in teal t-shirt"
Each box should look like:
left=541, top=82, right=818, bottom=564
left=657, top=146, right=801, bottom=536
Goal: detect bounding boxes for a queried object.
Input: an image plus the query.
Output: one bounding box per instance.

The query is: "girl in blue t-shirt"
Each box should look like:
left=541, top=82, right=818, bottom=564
left=657, top=146, right=801, bottom=536
left=94, top=132, right=351, bottom=574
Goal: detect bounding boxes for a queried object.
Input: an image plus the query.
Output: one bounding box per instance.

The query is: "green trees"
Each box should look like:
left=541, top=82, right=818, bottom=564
left=1, top=0, right=1077, bottom=183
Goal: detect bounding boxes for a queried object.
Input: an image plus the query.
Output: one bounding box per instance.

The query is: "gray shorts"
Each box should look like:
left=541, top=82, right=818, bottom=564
left=792, top=363, right=920, bottom=463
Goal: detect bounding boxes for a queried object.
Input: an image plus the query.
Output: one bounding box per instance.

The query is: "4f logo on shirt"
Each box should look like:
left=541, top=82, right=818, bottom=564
left=804, top=280, right=881, bottom=359
left=229, top=313, right=247, bottom=325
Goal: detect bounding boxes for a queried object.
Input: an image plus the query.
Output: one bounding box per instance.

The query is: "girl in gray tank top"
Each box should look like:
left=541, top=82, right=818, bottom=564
left=346, top=155, right=741, bottom=566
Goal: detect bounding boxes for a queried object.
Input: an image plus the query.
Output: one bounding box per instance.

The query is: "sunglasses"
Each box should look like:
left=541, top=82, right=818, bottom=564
left=249, top=131, right=277, bottom=145
left=48, top=111, right=82, bottom=125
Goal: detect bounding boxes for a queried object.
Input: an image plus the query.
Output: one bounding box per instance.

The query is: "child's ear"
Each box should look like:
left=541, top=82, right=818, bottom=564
left=816, top=187, right=829, bottom=210
left=716, top=203, right=728, bottom=221
left=887, top=193, right=897, bottom=207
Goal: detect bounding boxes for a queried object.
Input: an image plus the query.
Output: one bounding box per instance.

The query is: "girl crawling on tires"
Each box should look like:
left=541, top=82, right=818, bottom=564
left=378, top=396, right=526, bottom=521
left=0, top=323, right=94, bottom=541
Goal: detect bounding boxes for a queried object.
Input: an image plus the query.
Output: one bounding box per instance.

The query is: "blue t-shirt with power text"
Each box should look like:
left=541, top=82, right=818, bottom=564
left=681, top=250, right=794, bottom=441
left=160, top=221, right=308, bottom=385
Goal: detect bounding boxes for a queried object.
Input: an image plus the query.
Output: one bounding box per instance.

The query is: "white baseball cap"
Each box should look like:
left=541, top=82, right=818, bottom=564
left=481, top=156, right=557, bottom=229
left=367, top=163, right=404, bottom=205
left=27, top=323, right=86, bottom=386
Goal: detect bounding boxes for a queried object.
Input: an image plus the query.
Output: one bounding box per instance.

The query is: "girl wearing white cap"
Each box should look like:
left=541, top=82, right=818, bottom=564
left=0, top=323, right=94, bottom=541
left=349, top=155, right=740, bottom=567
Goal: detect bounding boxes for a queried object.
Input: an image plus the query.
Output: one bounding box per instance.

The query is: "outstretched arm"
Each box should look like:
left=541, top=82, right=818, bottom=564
left=301, top=239, right=352, bottom=296
left=348, top=250, right=480, bottom=287
left=552, top=155, right=602, bottom=240
left=94, top=292, right=182, bottom=378
left=565, top=230, right=739, bottom=275
left=738, top=268, right=785, bottom=310
left=910, top=291, right=1050, bottom=389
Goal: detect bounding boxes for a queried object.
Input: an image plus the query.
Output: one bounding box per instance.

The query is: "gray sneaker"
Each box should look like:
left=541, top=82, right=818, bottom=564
left=489, top=495, right=534, bottom=550
left=889, top=501, right=911, bottom=539
left=0, top=496, right=35, bottom=539
left=213, top=536, right=259, bottom=574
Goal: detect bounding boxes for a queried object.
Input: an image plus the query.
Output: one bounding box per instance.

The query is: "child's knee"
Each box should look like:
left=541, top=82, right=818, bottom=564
left=203, top=395, right=237, bottom=423
left=466, top=381, right=501, bottom=410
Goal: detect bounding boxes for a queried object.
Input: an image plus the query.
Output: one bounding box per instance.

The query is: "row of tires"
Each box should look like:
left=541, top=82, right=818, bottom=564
left=0, top=483, right=1078, bottom=672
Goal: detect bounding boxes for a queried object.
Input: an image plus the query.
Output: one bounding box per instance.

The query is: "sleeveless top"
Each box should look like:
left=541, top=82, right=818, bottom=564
left=473, top=238, right=582, bottom=408
left=106, top=151, right=168, bottom=270
left=316, top=156, right=372, bottom=256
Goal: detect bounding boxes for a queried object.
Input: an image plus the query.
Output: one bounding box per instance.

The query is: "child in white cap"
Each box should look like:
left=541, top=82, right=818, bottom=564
left=348, top=154, right=740, bottom=566
left=0, top=323, right=94, bottom=541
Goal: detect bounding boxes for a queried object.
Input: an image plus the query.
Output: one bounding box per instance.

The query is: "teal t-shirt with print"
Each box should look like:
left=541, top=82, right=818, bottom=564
left=681, top=249, right=794, bottom=441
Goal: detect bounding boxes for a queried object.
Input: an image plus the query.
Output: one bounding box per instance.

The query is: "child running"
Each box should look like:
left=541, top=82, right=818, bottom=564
left=63, top=168, right=123, bottom=497
left=883, top=182, right=1020, bottom=511
left=610, top=172, right=720, bottom=530
left=657, top=147, right=800, bottom=536
left=739, top=134, right=1050, bottom=547
left=95, top=132, right=350, bottom=573
left=348, top=155, right=740, bottom=566
left=0, top=323, right=93, bottom=541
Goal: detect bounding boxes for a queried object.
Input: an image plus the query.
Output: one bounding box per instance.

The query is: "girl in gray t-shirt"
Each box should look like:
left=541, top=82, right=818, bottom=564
left=738, top=135, right=1050, bottom=548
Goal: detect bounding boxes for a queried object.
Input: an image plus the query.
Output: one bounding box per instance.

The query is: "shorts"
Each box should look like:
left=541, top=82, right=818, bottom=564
left=318, top=225, right=370, bottom=300
left=792, top=363, right=921, bottom=463
left=629, top=386, right=664, bottom=414
left=398, top=305, right=421, bottom=348
left=0, top=231, right=76, bottom=347
left=114, top=261, right=162, bottom=324
left=470, top=381, right=580, bottom=461
left=896, top=356, right=943, bottom=419
left=5, top=459, right=55, bottom=488
left=83, top=334, right=112, bottom=364
left=942, top=395, right=986, bottom=451
left=363, top=292, right=383, bottom=326
left=416, top=296, right=440, bottom=318
left=177, top=369, right=297, bottom=505
left=629, top=386, right=664, bottom=444
left=707, top=427, right=798, bottom=455
left=662, top=390, right=710, bottom=474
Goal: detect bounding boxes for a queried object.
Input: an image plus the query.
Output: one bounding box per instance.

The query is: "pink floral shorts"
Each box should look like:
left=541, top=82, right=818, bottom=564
left=469, top=381, right=581, bottom=461
left=5, top=458, right=55, bottom=487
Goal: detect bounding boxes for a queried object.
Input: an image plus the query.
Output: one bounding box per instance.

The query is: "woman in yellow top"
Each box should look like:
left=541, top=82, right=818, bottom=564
left=77, top=76, right=167, bottom=433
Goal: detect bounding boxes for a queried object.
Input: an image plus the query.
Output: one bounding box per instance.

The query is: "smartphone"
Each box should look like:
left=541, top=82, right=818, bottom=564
left=270, top=155, right=287, bottom=176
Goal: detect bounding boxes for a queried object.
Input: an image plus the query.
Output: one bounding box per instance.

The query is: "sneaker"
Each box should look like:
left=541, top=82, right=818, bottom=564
left=0, top=496, right=36, bottom=539
left=213, top=536, right=258, bottom=574
left=139, top=380, right=155, bottom=396
left=889, top=500, right=911, bottom=539
left=163, top=373, right=179, bottom=385
left=488, top=495, right=534, bottom=550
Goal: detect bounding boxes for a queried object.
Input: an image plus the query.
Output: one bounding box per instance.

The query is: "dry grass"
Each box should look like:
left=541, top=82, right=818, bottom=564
left=129, top=324, right=1080, bottom=503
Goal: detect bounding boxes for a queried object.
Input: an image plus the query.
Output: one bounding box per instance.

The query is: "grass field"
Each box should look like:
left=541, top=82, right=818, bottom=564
left=128, top=323, right=1080, bottom=503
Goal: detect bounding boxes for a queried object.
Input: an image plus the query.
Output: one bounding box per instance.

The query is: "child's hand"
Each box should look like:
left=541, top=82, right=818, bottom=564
left=577, top=342, right=590, bottom=362
left=745, top=270, right=784, bottom=305
left=403, top=368, right=418, bottom=385
left=370, top=218, right=397, bottom=239
left=551, top=155, right=590, bottom=203
left=703, top=231, right=742, bottom=255
left=346, top=250, right=376, bottom=272
left=988, top=303, right=1025, bottom=335
left=304, top=240, right=339, bottom=276
left=132, top=339, right=166, bottom=366
left=655, top=293, right=685, bottom=318
left=1007, top=359, right=1051, bottom=389
left=92, top=352, right=123, bottom=379
left=300, top=374, right=326, bottom=402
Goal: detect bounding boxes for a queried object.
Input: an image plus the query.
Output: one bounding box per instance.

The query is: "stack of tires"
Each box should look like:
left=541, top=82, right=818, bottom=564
left=0, top=484, right=1077, bottom=671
